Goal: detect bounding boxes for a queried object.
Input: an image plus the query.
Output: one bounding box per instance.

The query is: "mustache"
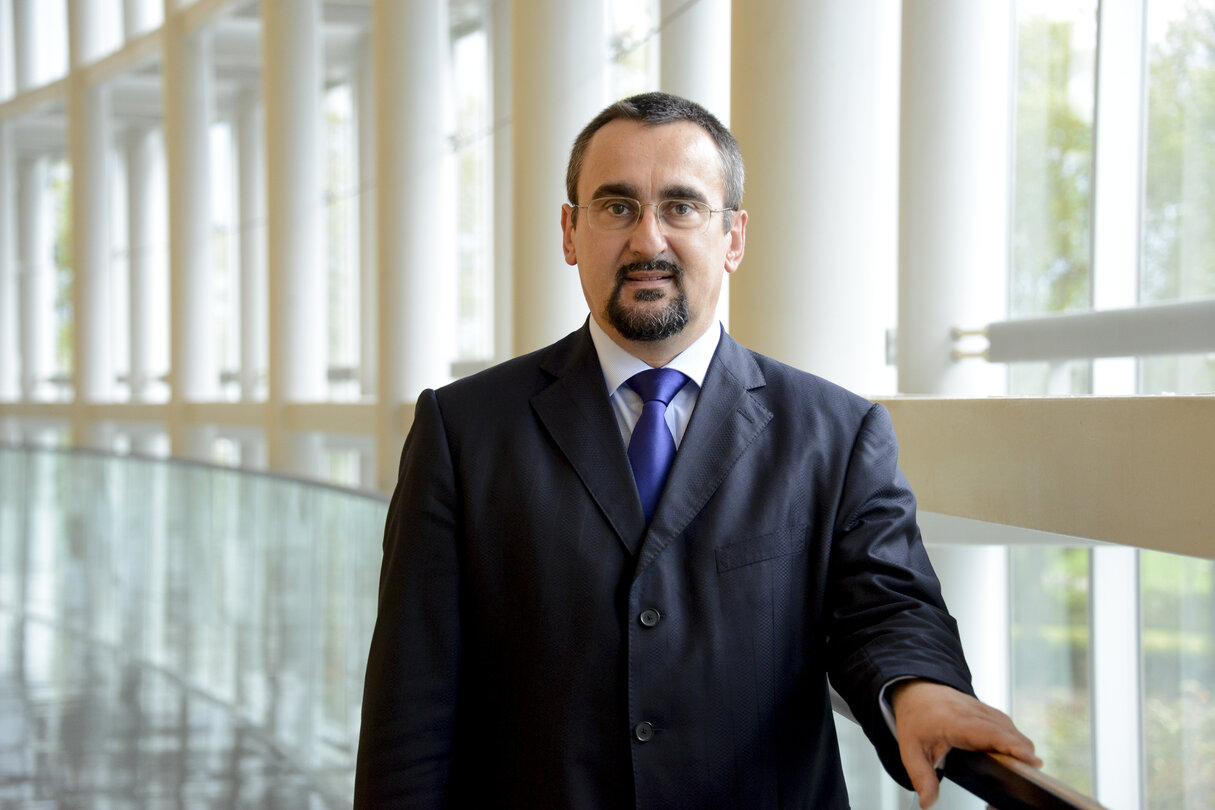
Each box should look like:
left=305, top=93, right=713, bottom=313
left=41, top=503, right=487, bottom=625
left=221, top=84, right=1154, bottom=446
left=615, top=259, right=683, bottom=281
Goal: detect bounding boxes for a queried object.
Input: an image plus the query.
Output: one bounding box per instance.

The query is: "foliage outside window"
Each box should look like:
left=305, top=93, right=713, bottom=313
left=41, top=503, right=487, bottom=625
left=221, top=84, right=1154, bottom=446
left=1140, top=0, right=1215, bottom=397
left=608, top=0, right=658, bottom=99
left=1139, top=4, right=1215, bottom=807
left=1008, top=0, right=1098, bottom=793
left=51, top=158, right=73, bottom=395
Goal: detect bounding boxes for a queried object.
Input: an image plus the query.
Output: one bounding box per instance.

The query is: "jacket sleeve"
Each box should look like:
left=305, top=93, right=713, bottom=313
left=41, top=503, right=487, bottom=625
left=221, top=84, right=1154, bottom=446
left=354, top=389, right=461, bottom=808
left=823, top=402, right=974, bottom=789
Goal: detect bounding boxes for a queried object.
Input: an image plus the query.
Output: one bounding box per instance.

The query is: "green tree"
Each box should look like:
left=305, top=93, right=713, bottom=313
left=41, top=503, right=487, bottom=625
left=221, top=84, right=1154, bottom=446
left=1011, top=17, right=1095, bottom=319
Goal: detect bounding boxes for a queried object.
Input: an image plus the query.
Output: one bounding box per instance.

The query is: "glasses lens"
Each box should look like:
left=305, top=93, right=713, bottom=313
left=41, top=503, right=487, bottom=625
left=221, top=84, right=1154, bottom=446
left=589, top=198, right=640, bottom=230
left=658, top=199, right=710, bottom=231
left=586, top=197, right=713, bottom=231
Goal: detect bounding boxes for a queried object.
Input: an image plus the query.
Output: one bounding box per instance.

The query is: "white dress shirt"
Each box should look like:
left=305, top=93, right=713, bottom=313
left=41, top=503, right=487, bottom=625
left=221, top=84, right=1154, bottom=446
left=587, top=317, right=722, bottom=449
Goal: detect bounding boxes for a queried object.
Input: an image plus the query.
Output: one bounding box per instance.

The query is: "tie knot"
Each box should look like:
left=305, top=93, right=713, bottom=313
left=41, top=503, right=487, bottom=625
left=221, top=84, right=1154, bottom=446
left=627, top=367, right=688, bottom=406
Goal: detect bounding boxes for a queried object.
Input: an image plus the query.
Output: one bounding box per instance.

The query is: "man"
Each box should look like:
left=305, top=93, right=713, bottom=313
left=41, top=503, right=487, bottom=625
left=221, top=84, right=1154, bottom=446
left=355, top=91, right=1039, bottom=809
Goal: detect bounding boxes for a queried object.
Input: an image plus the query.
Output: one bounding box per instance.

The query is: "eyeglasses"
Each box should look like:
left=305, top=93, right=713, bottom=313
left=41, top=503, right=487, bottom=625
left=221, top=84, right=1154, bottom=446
left=570, top=196, right=735, bottom=233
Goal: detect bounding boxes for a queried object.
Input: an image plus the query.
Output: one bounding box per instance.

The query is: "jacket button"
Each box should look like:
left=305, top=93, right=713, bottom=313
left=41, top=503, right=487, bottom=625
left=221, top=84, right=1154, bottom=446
left=639, top=608, right=661, bottom=627
left=633, top=721, right=654, bottom=742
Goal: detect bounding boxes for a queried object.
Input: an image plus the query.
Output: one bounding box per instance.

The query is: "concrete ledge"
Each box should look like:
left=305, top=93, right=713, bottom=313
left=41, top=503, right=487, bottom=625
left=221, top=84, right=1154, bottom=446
left=878, top=396, right=1214, bottom=560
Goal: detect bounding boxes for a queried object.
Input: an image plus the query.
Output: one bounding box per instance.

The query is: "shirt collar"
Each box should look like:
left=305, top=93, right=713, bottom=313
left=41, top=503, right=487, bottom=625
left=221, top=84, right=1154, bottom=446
left=588, top=317, right=722, bottom=395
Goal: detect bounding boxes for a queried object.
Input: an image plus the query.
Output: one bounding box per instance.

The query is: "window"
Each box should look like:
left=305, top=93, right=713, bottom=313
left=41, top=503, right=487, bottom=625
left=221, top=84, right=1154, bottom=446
left=1008, top=0, right=1099, bottom=397
left=49, top=157, right=72, bottom=400
left=1140, top=0, right=1215, bottom=396
left=452, top=22, right=493, bottom=362
left=137, top=128, right=170, bottom=403
left=32, top=1, right=68, bottom=87
left=325, top=81, right=361, bottom=399
left=608, top=0, right=658, bottom=98
left=1007, top=0, right=1100, bottom=792
left=1139, top=8, right=1215, bottom=806
left=110, top=142, right=130, bottom=400
left=1141, top=549, right=1215, bottom=809
left=210, top=120, right=240, bottom=400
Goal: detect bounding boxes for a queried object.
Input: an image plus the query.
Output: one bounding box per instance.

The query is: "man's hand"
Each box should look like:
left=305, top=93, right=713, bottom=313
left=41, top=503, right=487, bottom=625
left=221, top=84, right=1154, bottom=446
left=890, top=680, right=1042, bottom=808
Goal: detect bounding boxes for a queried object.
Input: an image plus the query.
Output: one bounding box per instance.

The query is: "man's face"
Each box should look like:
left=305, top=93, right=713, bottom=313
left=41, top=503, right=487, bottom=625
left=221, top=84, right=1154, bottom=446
left=562, top=119, right=746, bottom=362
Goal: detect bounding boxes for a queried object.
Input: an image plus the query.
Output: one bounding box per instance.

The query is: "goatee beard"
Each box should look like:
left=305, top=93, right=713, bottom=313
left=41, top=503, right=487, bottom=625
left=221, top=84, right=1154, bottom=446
left=605, top=260, right=690, bottom=342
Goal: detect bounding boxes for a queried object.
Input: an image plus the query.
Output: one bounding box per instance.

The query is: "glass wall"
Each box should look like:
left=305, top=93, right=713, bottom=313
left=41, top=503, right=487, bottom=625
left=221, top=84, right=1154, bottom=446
left=1140, top=0, right=1215, bottom=396
left=1008, top=0, right=1098, bottom=397
left=0, top=445, right=385, bottom=806
left=1007, top=2, right=1099, bottom=794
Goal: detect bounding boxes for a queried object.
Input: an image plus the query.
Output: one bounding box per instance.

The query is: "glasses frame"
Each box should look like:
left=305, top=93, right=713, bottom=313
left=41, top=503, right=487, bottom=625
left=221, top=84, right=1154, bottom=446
left=569, top=196, right=737, bottom=234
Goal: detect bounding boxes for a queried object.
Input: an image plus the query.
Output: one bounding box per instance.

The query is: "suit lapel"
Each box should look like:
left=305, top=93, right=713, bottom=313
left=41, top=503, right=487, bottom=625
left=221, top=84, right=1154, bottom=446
left=636, top=332, right=772, bottom=573
left=531, top=326, right=648, bottom=556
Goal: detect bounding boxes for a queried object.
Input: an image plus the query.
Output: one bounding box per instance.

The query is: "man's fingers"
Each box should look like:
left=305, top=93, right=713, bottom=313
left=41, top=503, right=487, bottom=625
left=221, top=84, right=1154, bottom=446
left=995, top=735, right=1043, bottom=768
left=890, top=681, right=1045, bottom=806
left=953, top=708, right=1042, bottom=768
left=902, top=747, right=942, bottom=808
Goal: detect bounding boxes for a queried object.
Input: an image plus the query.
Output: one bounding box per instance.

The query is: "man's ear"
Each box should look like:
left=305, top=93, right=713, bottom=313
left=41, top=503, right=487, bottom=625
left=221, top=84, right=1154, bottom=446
left=561, top=205, right=578, bottom=266
left=724, top=209, right=747, bottom=274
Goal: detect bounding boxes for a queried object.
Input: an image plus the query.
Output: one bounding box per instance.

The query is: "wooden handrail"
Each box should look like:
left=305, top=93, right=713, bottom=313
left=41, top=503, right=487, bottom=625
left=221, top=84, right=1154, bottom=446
left=828, top=689, right=1109, bottom=809
left=941, top=749, right=1110, bottom=810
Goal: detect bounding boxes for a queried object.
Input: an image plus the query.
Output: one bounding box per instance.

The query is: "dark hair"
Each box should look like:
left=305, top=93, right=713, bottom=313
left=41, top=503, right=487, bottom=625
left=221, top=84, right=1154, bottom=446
left=565, top=92, right=744, bottom=229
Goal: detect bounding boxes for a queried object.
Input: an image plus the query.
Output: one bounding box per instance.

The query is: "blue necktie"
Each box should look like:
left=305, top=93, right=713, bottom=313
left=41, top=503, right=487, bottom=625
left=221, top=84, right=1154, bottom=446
left=626, top=368, right=689, bottom=525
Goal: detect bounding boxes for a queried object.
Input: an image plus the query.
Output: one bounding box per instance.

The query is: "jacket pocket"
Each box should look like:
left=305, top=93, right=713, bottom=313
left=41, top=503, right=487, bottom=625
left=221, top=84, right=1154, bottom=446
left=715, top=525, right=809, bottom=572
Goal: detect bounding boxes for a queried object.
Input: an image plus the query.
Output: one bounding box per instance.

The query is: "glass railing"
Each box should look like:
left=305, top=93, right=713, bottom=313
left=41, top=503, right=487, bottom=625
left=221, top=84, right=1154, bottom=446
left=0, top=444, right=386, bottom=807
left=2, top=443, right=1201, bottom=809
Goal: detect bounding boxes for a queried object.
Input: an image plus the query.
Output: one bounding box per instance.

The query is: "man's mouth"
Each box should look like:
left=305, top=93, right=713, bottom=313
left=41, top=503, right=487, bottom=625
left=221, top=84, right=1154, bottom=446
left=618, top=260, right=680, bottom=285
left=624, top=273, right=672, bottom=285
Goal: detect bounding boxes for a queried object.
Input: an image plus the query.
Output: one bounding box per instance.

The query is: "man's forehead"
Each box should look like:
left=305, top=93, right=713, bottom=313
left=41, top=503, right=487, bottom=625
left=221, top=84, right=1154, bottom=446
left=579, top=119, right=724, bottom=197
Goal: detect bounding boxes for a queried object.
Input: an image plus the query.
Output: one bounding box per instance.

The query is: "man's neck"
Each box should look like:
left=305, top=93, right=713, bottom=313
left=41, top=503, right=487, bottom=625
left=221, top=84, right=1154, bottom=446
left=596, top=320, right=710, bottom=368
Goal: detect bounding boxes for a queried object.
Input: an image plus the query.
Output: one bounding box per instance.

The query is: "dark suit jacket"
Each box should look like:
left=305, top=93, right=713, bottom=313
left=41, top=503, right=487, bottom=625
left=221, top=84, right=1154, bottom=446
left=355, top=324, right=972, bottom=809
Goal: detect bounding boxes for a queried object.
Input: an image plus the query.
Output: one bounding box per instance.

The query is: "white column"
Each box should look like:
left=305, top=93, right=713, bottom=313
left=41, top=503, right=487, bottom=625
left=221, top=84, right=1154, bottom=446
left=1091, top=0, right=1144, bottom=396
left=68, top=0, right=115, bottom=416
left=897, top=1, right=1010, bottom=397
left=17, top=157, right=51, bottom=400
left=1088, top=10, right=1145, bottom=806
left=235, top=88, right=267, bottom=402
left=660, top=0, right=731, bottom=327
left=126, top=126, right=154, bottom=402
left=1091, top=546, right=1142, bottom=809
left=490, top=0, right=513, bottom=363
left=0, top=123, right=17, bottom=400
left=12, top=0, right=35, bottom=92
left=896, top=8, right=1014, bottom=807
left=162, top=3, right=215, bottom=461
left=373, top=0, right=455, bottom=489
left=730, top=0, right=900, bottom=395
left=511, top=0, right=606, bottom=354
left=0, top=0, right=13, bottom=98
left=262, top=0, right=325, bottom=477
left=354, top=40, right=374, bottom=395
left=659, top=0, right=730, bottom=121
left=355, top=40, right=377, bottom=396
left=123, top=0, right=155, bottom=39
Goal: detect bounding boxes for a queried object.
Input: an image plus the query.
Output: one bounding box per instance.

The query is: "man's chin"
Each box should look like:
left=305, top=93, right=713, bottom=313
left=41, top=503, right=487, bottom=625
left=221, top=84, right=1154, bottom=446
left=629, top=287, right=668, bottom=303
left=607, top=305, right=689, bottom=342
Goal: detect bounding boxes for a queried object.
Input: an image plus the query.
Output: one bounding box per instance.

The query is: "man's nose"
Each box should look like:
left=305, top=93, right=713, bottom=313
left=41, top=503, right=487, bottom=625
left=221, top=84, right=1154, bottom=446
left=627, top=204, right=669, bottom=254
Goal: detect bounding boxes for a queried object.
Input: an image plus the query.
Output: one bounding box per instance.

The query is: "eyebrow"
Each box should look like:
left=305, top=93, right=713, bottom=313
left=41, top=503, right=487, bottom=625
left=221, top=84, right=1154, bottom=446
left=587, top=182, right=712, bottom=205
left=660, top=184, right=710, bottom=204
left=589, top=182, right=642, bottom=200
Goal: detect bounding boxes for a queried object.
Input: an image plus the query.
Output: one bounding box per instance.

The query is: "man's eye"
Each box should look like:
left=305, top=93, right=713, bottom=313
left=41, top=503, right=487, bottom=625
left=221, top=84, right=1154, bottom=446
left=603, top=200, right=636, bottom=216
left=667, top=202, right=695, bottom=217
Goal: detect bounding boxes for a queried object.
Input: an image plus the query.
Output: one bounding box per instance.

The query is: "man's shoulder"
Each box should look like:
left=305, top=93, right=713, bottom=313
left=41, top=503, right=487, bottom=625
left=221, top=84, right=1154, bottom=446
left=432, top=327, right=590, bottom=408
left=726, top=338, right=875, bottom=415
